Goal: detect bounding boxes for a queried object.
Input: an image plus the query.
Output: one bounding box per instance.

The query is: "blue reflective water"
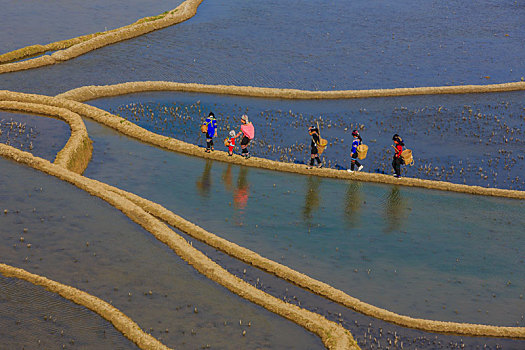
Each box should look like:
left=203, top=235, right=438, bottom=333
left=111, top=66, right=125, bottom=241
left=82, top=118, right=525, bottom=326
left=0, top=157, right=323, bottom=349
left=2, top=0, right=525, bottom=94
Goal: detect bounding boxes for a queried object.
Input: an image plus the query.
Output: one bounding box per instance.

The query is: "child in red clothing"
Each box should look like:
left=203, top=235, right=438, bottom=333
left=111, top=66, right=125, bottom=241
left=227, top=130, right=236, bottom=156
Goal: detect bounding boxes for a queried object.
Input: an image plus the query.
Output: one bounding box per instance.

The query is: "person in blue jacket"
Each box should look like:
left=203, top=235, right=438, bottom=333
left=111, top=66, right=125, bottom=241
left=205, top=112, right=218, bottom=152
left=347, top=130, right=364, bottom=172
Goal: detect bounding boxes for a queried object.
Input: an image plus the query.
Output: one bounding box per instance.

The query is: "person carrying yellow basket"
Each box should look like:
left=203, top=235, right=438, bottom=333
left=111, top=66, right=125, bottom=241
left=307, top=125, right=324, bottom=169
left=347, top=130, right=364, bottom=173
left=392, top=134, right=405, bottom=178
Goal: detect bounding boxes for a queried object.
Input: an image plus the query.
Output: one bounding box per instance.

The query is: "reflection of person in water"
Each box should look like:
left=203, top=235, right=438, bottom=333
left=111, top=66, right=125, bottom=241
left=195, top=159, right=213, bottom=197
left=222, top=164, right=233, bottom=192
left=234, top=166, right=250, bottom=210
left=303, top=176, right=321, bottom=227
left=344, top=181, right=361, bottom=225
left=384, top=187, right=406, bottom=232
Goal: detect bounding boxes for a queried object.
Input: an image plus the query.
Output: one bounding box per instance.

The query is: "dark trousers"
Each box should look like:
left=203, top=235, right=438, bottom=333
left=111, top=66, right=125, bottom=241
left=310, top=145, right=321, bottom=166
left=392, top=156, right=403, bottom=176
left=351, top=153, right=361, bottom=170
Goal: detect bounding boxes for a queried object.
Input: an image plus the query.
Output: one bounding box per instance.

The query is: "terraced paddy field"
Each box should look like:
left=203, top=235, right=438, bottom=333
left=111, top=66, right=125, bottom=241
left=0, top=157, right=324, bottom=349
left=1, top=0, right=525, bottom=349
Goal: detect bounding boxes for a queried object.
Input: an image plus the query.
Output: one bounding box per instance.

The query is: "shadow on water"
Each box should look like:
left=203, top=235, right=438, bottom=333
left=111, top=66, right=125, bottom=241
left=344, top=181, right=361, bottom=226
left=382, top=186, right=408, bottom=233
left=303, top=176, right=321, bottom=229
left=195, top=158, right=213, bottom=198
left=221, top=164, right=250, bottom=225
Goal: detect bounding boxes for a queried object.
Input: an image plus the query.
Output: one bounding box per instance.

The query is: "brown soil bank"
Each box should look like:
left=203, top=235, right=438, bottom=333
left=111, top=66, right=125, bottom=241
left=0, top=95, right=92, bottom=174
left=54, top=84, right=525, bottom=199
left=57, top=80, right=525, bottom=101
left=0, top=263, right=170, bottom=350
left=0, top=0, right=203, bottom=73
left=0, top=144, right=358, bottom=350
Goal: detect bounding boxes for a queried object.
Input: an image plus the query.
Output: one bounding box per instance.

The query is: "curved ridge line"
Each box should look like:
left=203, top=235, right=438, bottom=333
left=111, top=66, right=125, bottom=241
left=0, top=144, right=358, bottom=350
left=101, top=179, right=525, bottom=339
left=0, top=263, right=170, bottom=350
left=55, top=80, right=525, bottom=101
left=0, top=0, right=203, bottom=73
left=0, top=99, right=92, bottom=174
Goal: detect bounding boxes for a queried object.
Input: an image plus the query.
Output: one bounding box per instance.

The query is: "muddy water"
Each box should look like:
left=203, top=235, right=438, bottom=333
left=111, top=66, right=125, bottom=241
left=0, top=157, right=324, bottom=349
left=0, top=110, right=70, bottom=162
left=1, top=0, right=183, bottom=53
left=91, top=91, right=525, bottom=191
left=0, top=276, right=137, bottom=349
left=1, top=0, right=525, bottom=95
left=82, top=118, right=525, bottom=327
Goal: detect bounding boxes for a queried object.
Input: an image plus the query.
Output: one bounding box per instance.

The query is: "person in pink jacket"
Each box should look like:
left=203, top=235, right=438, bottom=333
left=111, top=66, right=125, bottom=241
left=235, top=114, right=254, bottom=158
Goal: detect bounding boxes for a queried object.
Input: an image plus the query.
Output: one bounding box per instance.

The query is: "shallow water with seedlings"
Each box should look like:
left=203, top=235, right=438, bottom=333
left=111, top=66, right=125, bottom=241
left=0, top=157, right=324, bottom=349
left=82, top=118, right=525, bottom=328
left=0, top=110, right=70, bottom=162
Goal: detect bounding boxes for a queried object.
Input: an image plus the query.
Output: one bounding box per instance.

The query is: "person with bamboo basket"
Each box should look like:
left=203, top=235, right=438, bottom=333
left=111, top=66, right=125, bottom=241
left=347, top=130, right=364, bottom=173
left=307, top=125, right=324, bottom=168
left=392, top=134, right=404, bottom=178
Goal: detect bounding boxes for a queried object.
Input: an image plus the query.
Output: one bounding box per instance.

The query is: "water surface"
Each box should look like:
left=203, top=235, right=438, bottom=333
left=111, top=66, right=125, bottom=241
left=0, top=157, right=324, bottom=349
left=82, top=118, right=525, bottom=327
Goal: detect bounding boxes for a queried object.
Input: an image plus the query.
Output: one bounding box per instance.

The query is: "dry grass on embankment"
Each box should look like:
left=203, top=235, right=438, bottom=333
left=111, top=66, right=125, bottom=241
left=0, top=0, right=203, bottom=73
left=56, top=80, right=525, bottom=101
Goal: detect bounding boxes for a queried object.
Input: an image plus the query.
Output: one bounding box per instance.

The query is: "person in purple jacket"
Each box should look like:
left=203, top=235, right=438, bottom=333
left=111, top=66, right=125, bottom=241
left=347, top=130, right=364, bottom=172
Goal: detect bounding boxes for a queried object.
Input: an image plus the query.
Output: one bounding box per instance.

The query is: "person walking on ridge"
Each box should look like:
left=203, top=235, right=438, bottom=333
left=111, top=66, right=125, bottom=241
left=307, top=125, right=323, bottom=169
left=347, top=130, right=364, bottom=173
left=204, top=112, right=217, bottom=153
left=235, top=114, right=254, bottom=158
left=392, top=134, right=404, bottom=178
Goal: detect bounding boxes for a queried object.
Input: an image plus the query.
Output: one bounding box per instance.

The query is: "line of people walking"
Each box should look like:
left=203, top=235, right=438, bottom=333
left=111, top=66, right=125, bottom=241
left=202, top=113, right=411, bottom=178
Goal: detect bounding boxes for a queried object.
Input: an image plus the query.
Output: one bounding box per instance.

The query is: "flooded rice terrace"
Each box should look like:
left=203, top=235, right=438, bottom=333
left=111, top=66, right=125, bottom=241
left=0, top=158, right=323, bottom=349
left=1, top=0, right=525, bottom=349
left=83, top=119, right=525, bottom=327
